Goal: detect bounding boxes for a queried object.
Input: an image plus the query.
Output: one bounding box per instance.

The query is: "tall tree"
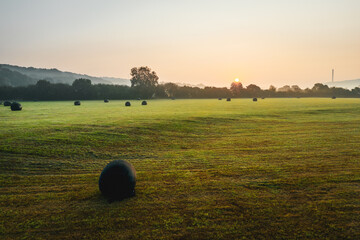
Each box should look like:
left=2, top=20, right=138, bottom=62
left=130, top=66, right=159, bottom=99
left=230, top=82, right=244, bottom=97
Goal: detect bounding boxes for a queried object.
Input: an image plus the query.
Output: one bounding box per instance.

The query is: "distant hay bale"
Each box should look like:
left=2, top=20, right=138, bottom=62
left=141, top=100, right=147, bottom=105
left=10, top=102, right=22, bottom=111
left=4, top=101, right=11, bottom=106
left=137, top=98, right=141, bottom=100
left=99, top=160, right=136, bottom=201
left=226, top=98, right=231, bottom=101
left=171, top=97, right=175, bottom=100
left=253, top=98, right=257, bottom=102
left=125, top=101, right=131, bottom=106
left=104, top=99, right=109, bottom=103
left=74, top=100, right=81, bottom=106
left=261, top=97, right=265, bottom=99
left=218, top=98, right=222, bottom=100
left=332, top=96, right=336, bottom=99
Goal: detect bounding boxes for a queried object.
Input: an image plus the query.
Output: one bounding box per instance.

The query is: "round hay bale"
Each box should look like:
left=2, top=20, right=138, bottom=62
left=171, top=97, right=175, bottom=100
left=4, top=101, right=11, bottom=106
left=74, top=100, right=81, bottom=106
left=99, top=160, right=136, bottom=201
left=253, top=98, right=257, bottom=102
left=141, top=100, right=147, bottom=105
left=137, top=98, right=141, bottom=100
left=125, top=101, right=131, bottom=106
left=261, top=97, right=265, bottom=99
left=218, top=98, right=222, bottom=100
left=10, top=102, right=22, bottom=111
left=332, top=96, right=336, bottom=99
left=104, top=99, right=109, bottom=103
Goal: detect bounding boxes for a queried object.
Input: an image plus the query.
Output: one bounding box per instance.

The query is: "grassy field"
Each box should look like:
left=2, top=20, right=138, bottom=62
left=1, top=98, right=360, bottom=239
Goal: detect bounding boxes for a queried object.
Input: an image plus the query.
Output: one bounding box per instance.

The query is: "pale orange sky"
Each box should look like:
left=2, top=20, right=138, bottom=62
left=1, top=0, right=359, bottom=88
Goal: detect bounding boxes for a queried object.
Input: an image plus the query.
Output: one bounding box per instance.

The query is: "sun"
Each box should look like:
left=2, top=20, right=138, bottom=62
left=234, top=78, right=240, bottom=82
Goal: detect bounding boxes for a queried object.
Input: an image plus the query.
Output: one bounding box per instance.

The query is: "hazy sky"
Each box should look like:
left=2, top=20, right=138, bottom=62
left=1, top=0, right=359, bottom=88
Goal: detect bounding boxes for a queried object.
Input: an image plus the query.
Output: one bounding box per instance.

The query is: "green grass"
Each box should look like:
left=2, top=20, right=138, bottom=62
left=1, top=98, right=359, bottom=239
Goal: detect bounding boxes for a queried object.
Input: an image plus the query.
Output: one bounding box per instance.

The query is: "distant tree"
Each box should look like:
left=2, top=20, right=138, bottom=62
left=72, top=78, right=92, bottom=90
left=268, top=85, right=277, bottom=92
left=72, top=78, right=93, bottom=99
left=311, top=83, right=330, bottom=97
left=130, top=66, right=159, bottom=99
left=35, top=80, right=52, bottom=100
left=51, top=83, right=73, bottom=100
left=154, top=84, right=167, bottom=98
left=163, top=83, right=179, bottom=98
left=2, top=75, right=358, bottom=100
left=36, top=79, right=51, bottom=89
left=331, top=86, right=351, bottom=97
left=312, top=83, right=329, bottom=92
left=246, top=84, right=261, bottom=92
left=304, top=88, right=312, bottom=94
left=351, top=87, right=360, bottom=96
left=278, top=85, right=291, bottom=92
left=230, top=82, right=244, bottom=97
left=291, top=85, right=302, bottom=92
left=204, top=86, right=230, bottom=98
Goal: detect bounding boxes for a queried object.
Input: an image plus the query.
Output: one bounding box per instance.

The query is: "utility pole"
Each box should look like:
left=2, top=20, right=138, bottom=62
left=332, top=69, right=334, bottom=82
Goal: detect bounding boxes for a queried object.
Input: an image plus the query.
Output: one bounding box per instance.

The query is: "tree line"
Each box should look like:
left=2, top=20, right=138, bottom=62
left=1, top=66, right=359, bottom=101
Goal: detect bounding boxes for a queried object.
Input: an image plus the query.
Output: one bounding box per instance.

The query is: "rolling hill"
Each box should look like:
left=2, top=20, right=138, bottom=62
left=0, top=64, right=130, bottom=87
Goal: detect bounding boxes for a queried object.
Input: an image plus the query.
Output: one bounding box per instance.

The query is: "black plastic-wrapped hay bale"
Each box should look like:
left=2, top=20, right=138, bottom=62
left=10, top=102, right=22, bottom=111
left=332, top=96, right=336, bottom=99
left=74, top=100, right=81, bottom=106
left=226, top=98, right=231, bottom=101
left=104, top=99, right=109, bottom=103
left=141, top=100, right=147, bottom=105
left=99, top=160, right=136, bottom=201
left=125, top=101, right=131, bottom=107
left=4, top=101, right=11, bottom=106
left=137, top=98, right=141, bottom=100
left=253, top=98, right=257, bottom=102
left=218, top=98, right=222, bottom=100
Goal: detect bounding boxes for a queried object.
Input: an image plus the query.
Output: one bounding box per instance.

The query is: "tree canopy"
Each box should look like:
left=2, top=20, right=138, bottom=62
left=1, top=68, right=359, bottom=101
left=230, top=82, right=244, bottom=96
left=130, top=66, right=159, bottom=99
